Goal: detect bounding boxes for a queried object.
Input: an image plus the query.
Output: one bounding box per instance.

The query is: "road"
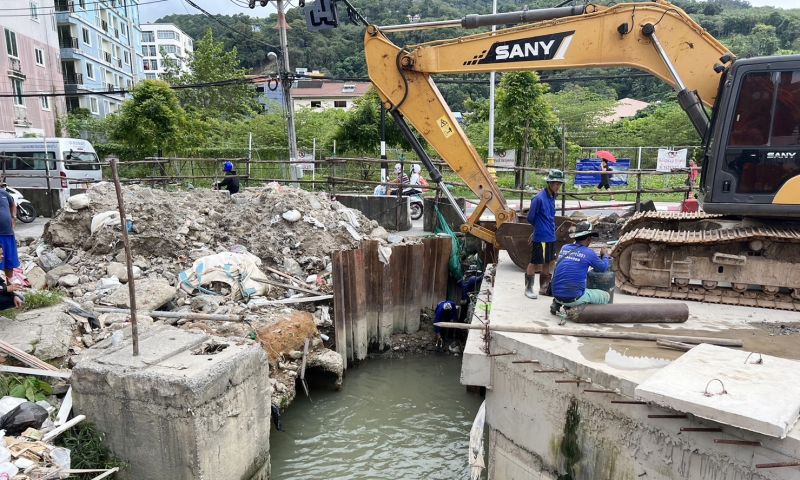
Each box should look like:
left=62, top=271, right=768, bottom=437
left=16, top=217, right=47, bottom=241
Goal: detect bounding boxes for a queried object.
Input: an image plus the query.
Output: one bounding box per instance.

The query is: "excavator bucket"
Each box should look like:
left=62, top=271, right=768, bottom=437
left=496, top=217, right=576, bottom=270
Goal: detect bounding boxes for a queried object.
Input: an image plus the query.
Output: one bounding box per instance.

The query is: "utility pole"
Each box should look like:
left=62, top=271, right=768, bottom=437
left=275, top=0, right=300, bottom=181
left=380, top=103, right=387, bottom=185
left=487, top=0, right=498, bottom=181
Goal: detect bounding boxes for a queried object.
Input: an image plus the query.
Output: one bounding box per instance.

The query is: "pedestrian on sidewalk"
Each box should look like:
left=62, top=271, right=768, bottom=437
left=524, top=169, right=564, bottom=299
left=0, top=185, right=19, bottom=283
left=549, top=222, right=611, bottom=315
left=215, top=161, right=240, bottom=194
left=595, top=158, right=613, bottom=200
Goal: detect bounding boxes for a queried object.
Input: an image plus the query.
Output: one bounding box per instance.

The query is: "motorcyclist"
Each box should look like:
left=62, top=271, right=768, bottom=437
left=389, top=163, right=409, bottom=195
left=215, top=161, right=240, bottom=194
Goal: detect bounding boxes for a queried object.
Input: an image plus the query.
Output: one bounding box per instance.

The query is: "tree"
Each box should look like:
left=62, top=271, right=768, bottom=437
left=166, top=29, right=259, bottom=118
left=333, top=88, right=406, bottom=155
left=545, top=86, right=616, bottom=143
left=496, top=72, right=558, bottom=187
left=110, top=80, right=187, bottom=157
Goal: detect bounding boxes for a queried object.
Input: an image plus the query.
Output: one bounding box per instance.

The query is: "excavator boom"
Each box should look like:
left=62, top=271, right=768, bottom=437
left=365, top=1, right=731, bottom=263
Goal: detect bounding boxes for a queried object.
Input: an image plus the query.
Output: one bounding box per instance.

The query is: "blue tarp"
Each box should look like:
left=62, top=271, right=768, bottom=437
left=574, top=159, right=630, bottom=187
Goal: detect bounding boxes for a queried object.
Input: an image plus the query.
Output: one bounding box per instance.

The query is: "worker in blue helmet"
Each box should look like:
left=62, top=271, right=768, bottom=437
left=215, top=161, right=240, bottom=194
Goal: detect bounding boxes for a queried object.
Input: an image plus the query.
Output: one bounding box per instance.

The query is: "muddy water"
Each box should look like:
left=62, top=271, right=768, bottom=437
left=269, top=355, right=483, bottom=480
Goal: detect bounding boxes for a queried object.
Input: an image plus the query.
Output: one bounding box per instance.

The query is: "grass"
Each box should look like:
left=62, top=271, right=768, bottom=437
left=56, top=423, right=127, bottom=477
left=0, top=290, right=63, bottom=320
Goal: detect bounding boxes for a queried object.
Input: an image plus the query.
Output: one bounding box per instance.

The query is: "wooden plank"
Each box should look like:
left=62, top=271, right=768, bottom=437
left=56, top=387, right=72, bottom=426
left=406, top=243, right=425, bottom=333
left=331, top=251, right=348, bottom=370
left=343, top=249, right=356, bottom=364
left=0, top=340, right=57, bottom=371
left=364, top=240, right=380, bottom=346
left=391, top=245, right=407, bottom=333
left=439, top=237, right=452, bottom=300
left=0, top=365, right=71, bottom=379
left=352, top=248, right=369, bottom=361
left=43, top=414, right=86, bottom=442
left=379, top=247, right=394, bottom=348
left=259, top=295, right=333, bottom=305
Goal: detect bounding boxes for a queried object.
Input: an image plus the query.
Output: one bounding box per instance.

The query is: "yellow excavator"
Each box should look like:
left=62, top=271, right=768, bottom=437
left=362, top=0, right=800, bottom=310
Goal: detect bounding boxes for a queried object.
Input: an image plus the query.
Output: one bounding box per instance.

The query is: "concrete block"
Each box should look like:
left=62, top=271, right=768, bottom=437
left=0, top=305, right=73, bottom=360
left=335, top=194, right=410, bottom=231
left=423, top=197, right=466, bottom=232
left=635, top=343, right=800, bottom=438
left=71, top=325, right=271, bottom=480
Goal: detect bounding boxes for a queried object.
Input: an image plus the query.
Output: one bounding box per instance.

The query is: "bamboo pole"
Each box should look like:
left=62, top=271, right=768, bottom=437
left=110, top=159, right=139, bottom=356
left=433, top=322, right=743, bottom=347
left=94, top=307, right=244, bottom=322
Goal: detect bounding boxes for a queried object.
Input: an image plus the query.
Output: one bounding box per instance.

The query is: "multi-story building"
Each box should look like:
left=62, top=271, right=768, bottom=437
left=292, top=80, right=371, bottom=111
left=0, top=0, right=68, bottom=137
left=140, top=23, right=193, bottom=80
left=55, top=0, right=143, bottom=118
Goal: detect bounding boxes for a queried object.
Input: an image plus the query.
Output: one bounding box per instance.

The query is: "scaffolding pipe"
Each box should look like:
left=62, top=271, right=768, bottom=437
left=433, top=322, right=743, bottom=347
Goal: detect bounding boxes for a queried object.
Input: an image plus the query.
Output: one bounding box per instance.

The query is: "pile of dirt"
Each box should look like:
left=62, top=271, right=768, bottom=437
left=43, top=182, right=376, bottom=275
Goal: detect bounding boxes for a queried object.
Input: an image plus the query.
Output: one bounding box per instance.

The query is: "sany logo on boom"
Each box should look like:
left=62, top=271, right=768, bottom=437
left=464, top=31, right=575, bottom=66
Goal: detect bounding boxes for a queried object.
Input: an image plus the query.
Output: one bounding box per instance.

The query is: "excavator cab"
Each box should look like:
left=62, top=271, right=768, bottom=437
left=702, top=55, right=800, bottom=217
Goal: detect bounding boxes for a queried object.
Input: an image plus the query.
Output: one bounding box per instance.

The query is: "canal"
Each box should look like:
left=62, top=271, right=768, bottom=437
left=270, top=355, right=483, bottom=479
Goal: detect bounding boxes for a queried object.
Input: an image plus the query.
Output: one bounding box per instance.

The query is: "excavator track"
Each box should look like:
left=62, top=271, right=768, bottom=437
left=619, top=211, right=728, bottom=236
left=613, top=223, right=800, bottom=312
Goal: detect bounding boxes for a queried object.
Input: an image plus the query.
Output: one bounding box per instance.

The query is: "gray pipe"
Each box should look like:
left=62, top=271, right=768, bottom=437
left=462, top=6, right=586, bottom=29
left=570, top=303, right=689, bottom=324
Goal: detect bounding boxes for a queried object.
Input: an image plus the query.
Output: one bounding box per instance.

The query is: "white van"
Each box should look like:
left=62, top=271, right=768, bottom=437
left=0, top=138, right=102, bottom=208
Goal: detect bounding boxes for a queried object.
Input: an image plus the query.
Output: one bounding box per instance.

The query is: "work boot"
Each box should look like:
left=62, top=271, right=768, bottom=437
left=539, top=274, right=552, bottom=296
left=550, top=299, right=561, bottom=316
left=524, top=274, right=537, bottom=299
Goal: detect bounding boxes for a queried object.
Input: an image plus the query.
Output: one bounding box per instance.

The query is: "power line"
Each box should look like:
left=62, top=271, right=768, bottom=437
left=182, top=0, right=280, bottom=51
left=0, top=76, right=270, bottom=98
left=0, top=0, right=167, bottom=17
left=0, top=0, right=156, bottom=11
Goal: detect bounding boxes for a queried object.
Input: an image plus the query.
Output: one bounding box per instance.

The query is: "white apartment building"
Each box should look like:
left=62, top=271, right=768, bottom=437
left=140, top=23, right=192, bottom=79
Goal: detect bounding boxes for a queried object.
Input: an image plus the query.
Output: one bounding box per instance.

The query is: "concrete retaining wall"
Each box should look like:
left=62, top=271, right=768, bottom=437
left=484, top=343, right=799, bottom=479
left=72, top=326, right=271, bottom=480
left=334, top=194, right=410, bottom=231
left=423, top=197, right=465, bottom=232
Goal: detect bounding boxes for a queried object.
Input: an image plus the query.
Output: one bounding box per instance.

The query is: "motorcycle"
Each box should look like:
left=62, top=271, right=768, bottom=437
left=409, top=194, right=424, bottom=220
left=4, top=186, right=37, bottom=223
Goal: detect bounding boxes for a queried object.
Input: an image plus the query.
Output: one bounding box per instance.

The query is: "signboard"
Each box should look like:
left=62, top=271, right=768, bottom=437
left=656, top=148, right=687, bottom=172
left=304, top=0, right=339, bottom=31
left=297, top=151, right=315, bottom=171
left=493, top=149, right=516, bottom=169
left=574, top=159, right=630, bottom=187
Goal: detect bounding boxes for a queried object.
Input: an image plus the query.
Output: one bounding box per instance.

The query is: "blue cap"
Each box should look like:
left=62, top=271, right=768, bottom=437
left=223, top=161, right=234, bottom=172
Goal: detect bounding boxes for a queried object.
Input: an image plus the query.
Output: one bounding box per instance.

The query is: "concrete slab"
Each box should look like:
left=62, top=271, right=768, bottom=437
left=0, top=305, right=73, bottom=360
left=72, top=325, right=271, bottom=480
left=635, top=343, right=800, bottom=438
left=104, top=278, right=175, bottom=311
left=467, top=251, right=800, bottom=479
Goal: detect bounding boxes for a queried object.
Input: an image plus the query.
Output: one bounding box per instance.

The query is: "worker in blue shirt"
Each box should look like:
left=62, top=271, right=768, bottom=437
left=434, top=300, right=457, bottom=347
left=525, top=169, right=565, bottom=299
left=550, top=222, right=611, bottom=315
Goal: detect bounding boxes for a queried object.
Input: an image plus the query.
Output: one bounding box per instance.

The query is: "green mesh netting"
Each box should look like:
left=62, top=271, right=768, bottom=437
left=434, top=205, right=463, bottom=279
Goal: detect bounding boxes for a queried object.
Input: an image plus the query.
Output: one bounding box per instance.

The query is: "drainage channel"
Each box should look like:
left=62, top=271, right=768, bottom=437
left=269, top=355, right=483, bottom=479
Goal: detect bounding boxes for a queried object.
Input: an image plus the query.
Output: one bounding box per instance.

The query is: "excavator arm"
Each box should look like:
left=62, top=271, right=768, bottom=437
left=365, top=1, right=732, bottom=257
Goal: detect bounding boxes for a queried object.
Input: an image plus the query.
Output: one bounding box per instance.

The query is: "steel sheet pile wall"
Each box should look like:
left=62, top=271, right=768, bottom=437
left=332, top=237, right=451, bottom=368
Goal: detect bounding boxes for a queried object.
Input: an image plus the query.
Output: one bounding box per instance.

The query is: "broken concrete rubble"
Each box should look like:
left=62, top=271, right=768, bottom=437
left=1, top=306, right=73, bottom=360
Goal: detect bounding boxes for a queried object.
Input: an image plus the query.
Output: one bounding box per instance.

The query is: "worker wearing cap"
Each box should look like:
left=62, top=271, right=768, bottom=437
left=524, top=169, right=564, bottom=299
left=433, top=300, right=458, bottom=347
left=216, top=161, right=240, bottom=194
left=549, top=222, right=611, bottom=315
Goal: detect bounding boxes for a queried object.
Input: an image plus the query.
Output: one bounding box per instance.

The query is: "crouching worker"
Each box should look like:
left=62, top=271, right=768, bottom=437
left=550, top=222, right=610, bottom=316
left=433, top=300, right=457, bottom=348
left=0, top=275, right=23, bottom=311
left=215, top=161, right=240, bottom=194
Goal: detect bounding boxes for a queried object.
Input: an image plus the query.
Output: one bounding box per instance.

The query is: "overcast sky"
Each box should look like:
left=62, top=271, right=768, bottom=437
left=138, top=0, right=800, bottom=23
